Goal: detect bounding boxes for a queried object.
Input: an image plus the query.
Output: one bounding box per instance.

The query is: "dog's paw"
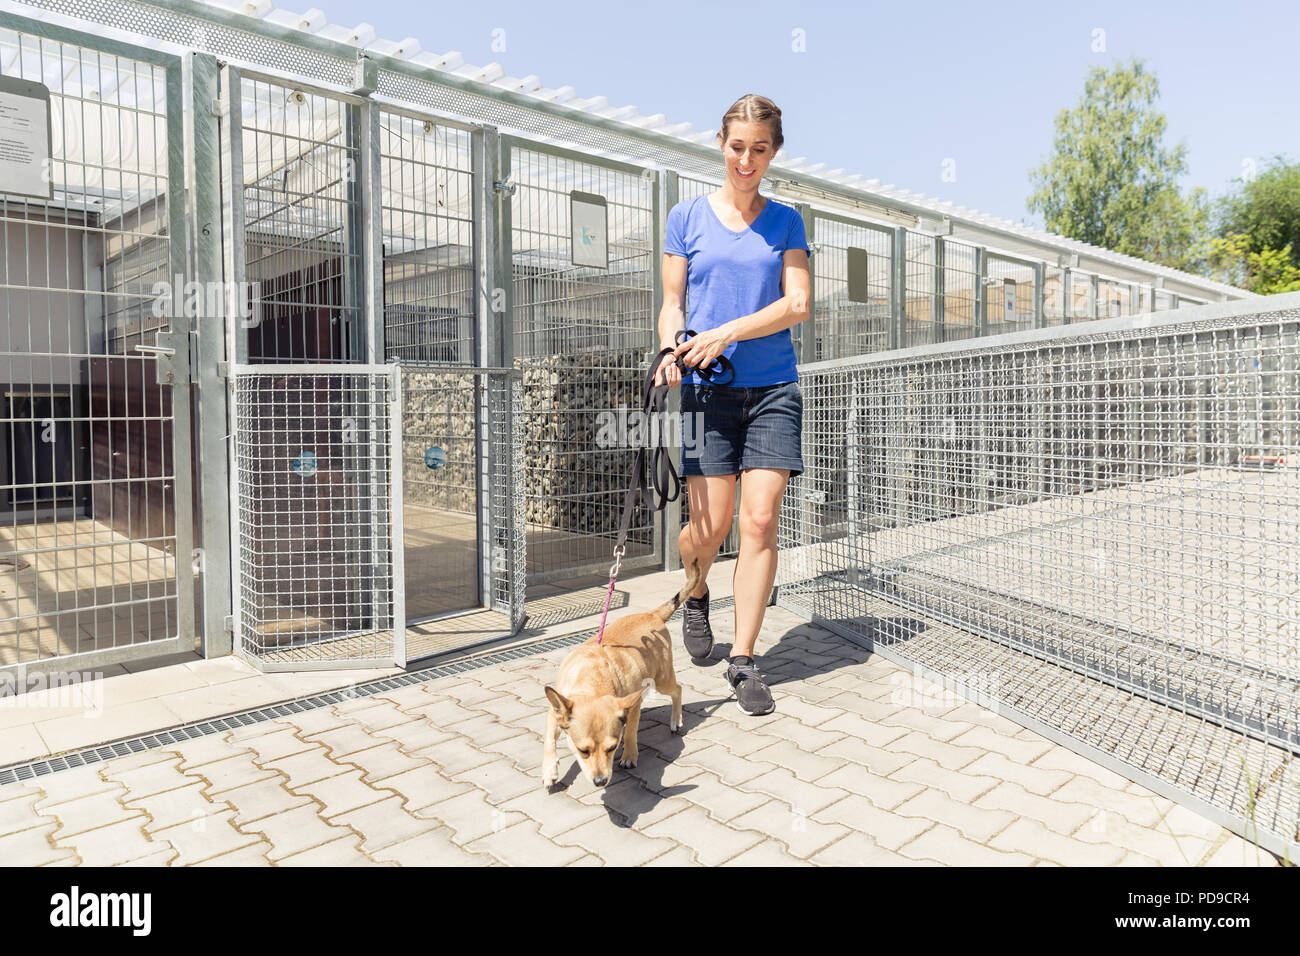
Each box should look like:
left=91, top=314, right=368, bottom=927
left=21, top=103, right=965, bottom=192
left=618, top=751, right=639, bottom=769
left=541, top=761, right=560, bottom=789
left=670, top=719, right=684, bottom=734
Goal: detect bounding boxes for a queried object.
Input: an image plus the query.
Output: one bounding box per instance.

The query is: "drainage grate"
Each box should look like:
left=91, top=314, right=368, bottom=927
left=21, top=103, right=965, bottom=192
left=0, top=597, right=734, bottom=787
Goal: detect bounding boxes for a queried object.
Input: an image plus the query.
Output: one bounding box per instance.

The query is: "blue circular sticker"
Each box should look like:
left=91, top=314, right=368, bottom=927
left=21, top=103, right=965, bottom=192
left=424, top=446, right=446, bottom=470
left=291, top=450, right=318, bottom=477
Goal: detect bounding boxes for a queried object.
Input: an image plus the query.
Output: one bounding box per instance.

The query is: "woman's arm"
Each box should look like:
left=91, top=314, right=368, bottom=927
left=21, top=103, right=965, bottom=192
left=656, top=252, right=689, bottom=386
left=674, top=248, right=810, bottom=370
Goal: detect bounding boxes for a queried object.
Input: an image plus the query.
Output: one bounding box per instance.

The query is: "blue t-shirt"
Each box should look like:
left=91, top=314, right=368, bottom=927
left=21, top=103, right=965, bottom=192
left=665, top=194, right=809, bottom=387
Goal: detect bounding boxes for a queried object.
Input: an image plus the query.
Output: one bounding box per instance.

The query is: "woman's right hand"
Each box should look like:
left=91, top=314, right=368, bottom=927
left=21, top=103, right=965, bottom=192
left=654, top=349, right=682, bottom=389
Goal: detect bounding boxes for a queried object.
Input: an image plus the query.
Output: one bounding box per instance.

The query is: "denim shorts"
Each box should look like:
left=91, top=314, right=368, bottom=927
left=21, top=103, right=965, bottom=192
left=678, top=381, right=804, bottom=479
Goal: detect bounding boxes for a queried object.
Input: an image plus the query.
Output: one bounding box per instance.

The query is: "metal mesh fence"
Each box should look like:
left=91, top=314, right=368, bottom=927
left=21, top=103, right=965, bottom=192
left=985, top=254, right=1036, bottom=337
left=904, top=231, right=937, bottom=349
left=941, top=238, right=978, bottom=344
left=777, top=305, right=1300, bottom=857
left=380, top=110, right=476, bottom=364
left=397, top=364, right=524, bottom=631
left=0, top=22, right=189, bottom=669
left=238, top=75, right=364, bottom=363
left=810, top=213, right=892, bottom=361
left=509, top=142, right=658, bottom=582
left=231, top=364, right=399, bottom=667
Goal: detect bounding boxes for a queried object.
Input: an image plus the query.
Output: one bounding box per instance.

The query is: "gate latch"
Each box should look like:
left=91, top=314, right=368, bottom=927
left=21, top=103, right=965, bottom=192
left=135, top=330, right=185, bottom=386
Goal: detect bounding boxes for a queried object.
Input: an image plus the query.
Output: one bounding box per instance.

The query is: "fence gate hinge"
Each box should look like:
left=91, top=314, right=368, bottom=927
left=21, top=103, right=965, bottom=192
left=217, top=361, right=229, bottom=380
left=224, top=614, right=234, bottom=634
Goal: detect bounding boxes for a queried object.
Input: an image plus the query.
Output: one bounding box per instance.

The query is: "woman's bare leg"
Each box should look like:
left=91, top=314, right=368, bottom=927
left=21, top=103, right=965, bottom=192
left=731, top=467, right=791, bottom=658
left=677, top=474, right=736, bottom=597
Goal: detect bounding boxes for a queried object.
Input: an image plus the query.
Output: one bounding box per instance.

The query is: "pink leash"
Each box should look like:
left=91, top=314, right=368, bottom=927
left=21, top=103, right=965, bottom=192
left=595, top=545, right=624, bottom=644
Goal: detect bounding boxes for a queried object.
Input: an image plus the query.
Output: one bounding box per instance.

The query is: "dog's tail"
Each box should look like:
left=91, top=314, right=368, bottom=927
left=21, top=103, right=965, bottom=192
left=652, top=557, right=702, bottom=623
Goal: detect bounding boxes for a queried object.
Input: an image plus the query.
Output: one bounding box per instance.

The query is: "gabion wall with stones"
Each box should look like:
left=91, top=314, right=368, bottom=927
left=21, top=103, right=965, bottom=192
left=518, top=346, right=655, bottom=545
left=401, top=368, right=477, bottom=516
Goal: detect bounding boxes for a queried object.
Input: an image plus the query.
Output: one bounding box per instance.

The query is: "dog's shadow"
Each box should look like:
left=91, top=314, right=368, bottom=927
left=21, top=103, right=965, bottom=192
left=546, top=698, right=723, bottom=827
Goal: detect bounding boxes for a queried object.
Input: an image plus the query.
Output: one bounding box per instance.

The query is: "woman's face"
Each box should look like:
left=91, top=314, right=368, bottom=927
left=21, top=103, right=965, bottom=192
left=721, top=120, right=775, bottom=192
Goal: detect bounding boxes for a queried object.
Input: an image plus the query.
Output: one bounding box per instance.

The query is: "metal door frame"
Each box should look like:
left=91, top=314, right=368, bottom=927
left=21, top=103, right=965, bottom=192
left=499, top=132, right=664, bottom=583
left=0, top=9, right=195, bottom=679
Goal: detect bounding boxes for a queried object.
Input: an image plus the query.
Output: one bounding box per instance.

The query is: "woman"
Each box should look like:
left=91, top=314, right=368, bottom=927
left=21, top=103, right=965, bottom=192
left=656, top=93, right=811, bottom=717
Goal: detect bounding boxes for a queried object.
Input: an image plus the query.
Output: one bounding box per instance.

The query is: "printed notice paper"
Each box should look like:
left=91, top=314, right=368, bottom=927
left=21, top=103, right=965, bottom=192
left=0, top=77, right=52, bottom=200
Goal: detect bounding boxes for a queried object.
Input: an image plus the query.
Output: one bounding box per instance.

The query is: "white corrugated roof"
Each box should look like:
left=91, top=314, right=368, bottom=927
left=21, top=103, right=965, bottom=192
left=181, top=1, right=1254, bottom=296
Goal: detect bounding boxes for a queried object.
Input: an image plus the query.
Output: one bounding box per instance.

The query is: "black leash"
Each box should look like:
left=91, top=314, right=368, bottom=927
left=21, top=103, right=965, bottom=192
left=596, top=330, right=735, bottom=643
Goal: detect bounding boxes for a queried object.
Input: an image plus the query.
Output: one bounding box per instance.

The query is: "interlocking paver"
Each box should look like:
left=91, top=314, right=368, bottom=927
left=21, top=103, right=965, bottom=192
left=294, top=768, right=394, bottom=820
left=370, top=825, right=496, bottom=866
left=277, top=834, right=381, bottom=866
left=0, top=820, right=76, bottom=865
left=52, top=816, right=164, bottom=865
left=330, top=793, right=444, bottom=854
left=126, top=781, right=232, bottom=833
left=746, top=739, right=846, bottom=782
left=971, top=781, right=1097, bottom=836
left=500, top=786, right=608, bottom=838
left=728, top=798, right=851, bottom=859
left=722, top=839, right=811, bottom=866
left=815, top=736, right=915, bottom=777
left=410, top=732, right=500, bottom=776
left=819, top=712, right=909, bottom=749
left=748, top=715, right=847, bottom=752
left=466, top=819, right=586, bottom=866
left=153, top=808, right=267, bottom=865
left=37, top=787, right=142, bottom=837
left=412, top=787, right=527, bottom=845
left=990, top=818, right=1128, bottom=866
left=264, top=746, right=355, bottom=789
left=450, top=757, right=540, bottom=805
left=552, top=816, right=681, bottom=866
left=881, top=731, right=987, bottom=772
left=371, top=718, right=459, bottom=755
left=890, top=786, right=1016, bottom=844
left=1048, top=775, right=1165, bottom=827
left=0, top=788, right=44, bottom=837
left=897, top=823, right=1036, bottom=866
left=808, top=830, right=918, bottom=865
left=1199, top=834, right=1279, bottom=867
left=0, top=608, right=1265, bottom=867
left=891, top=757, right=1003, bottom=805
left=947, top=725, right=1054, bottom=764
left=958, top=751, right=1074, bottom=796
left=811, top=793, right=934, bottom=851
left=337, top=740, right=432, bottom=785
left=184, top=750, right=279, bottom=794
left=215, top=774, right=314, bottom=825
left=817, top=763, right=925, bottom=810
left=239, top=803, right=357, bottom=861
left=641, top=805, right=764, bottom=865
left=734, top=768, right=848, bottom=815
left=676, top=744, right=775, bottom=787
left=1070, top=808, right=1215, bottom=865
left=227, top=724, right=319, bottom=762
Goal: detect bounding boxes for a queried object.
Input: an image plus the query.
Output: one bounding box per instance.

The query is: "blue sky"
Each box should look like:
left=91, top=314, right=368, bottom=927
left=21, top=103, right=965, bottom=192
left=340, top=0, right=1298, bottom=230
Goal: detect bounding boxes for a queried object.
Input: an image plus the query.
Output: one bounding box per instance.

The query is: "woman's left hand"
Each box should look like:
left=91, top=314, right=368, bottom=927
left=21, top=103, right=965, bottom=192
left=674, top=326, right=734, bottom=372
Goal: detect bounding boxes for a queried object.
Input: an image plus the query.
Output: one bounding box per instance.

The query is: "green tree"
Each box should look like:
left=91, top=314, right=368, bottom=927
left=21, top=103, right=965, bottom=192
left=1211, top=156, right=1300, bottom=293
left=1028, top=57, right=1208, bottom=272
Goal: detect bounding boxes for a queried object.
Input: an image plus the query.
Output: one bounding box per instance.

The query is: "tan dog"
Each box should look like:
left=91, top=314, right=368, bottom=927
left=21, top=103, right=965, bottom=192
left=542, top=558, right=701, bottom=789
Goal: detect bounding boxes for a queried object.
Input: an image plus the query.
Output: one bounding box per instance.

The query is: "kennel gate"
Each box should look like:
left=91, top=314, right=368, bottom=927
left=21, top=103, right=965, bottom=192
left=0, top=9, right=197, bottom=679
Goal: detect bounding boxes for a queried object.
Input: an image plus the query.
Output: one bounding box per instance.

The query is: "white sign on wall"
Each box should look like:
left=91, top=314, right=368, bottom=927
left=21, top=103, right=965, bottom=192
left=570, top=190, right=608, bottom=270
left=0, top=76, right=52, bottom=201
left=1003, top=278, right=1016, bottom=322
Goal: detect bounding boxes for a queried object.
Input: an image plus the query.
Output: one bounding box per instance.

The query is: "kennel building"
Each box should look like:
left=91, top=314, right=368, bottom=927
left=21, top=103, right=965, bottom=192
left=3, top=0, right=1294, bottom=856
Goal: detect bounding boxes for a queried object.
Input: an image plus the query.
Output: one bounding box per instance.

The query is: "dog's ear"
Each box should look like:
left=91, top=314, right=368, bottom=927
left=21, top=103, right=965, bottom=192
left=544, top=685, right=574, bottom=725
left=614, top=678, right=653, bottom=720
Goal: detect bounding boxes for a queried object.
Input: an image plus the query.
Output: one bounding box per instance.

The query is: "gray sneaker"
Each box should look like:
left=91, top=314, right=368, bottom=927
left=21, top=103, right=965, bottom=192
left=725, top=656, right=775, bottom=716
left=682, top=589, right=714, bottom=659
